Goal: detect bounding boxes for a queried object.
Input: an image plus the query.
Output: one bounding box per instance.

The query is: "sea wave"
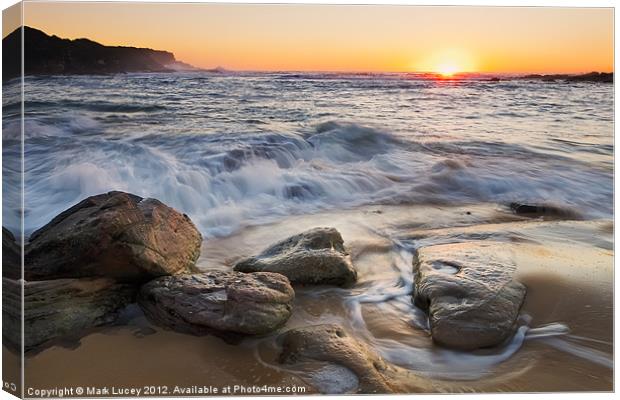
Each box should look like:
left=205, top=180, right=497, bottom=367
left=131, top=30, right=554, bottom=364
left=3, top=118, right=611, bottom=238
left=2, top=73, right=613, bottom=238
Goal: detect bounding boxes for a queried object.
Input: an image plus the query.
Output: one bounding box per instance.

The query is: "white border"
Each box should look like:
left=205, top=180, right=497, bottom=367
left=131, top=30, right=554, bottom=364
left=0, top=1, right=616, bottom=400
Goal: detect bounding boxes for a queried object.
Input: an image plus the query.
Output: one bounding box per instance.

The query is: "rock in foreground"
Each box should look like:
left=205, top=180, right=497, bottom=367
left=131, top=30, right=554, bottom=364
left=138, top=271, right=294, bottom=337
left=413, top=242, right=526, bottom=350
left=279, top=324, right=401, bottom=394
left=26, top=191, right=202, bottom=282
left=234, top=227, right=357, bottom=286
left=2, top=277, right=135, bottom=351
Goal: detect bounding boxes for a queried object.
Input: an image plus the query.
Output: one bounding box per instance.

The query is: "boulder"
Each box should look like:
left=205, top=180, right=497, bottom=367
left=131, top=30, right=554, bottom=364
left=234, top=227, right=357, bottom=286
left=138, top=271, right=294, bottom=337
left=278, top=324, right=397, bottom=394
left=2, top=277, right=135, bottom=351
left=413, top=242, right=526, bottom=350
left=25, top=191, right=202, bottom=282
left=2, top=227, right=21, bottom=279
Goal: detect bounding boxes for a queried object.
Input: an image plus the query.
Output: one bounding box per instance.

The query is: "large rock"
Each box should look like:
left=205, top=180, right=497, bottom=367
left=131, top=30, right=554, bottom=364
left=2, top=277, right=135, bottom=351
left=138, top=271, right=294, bottom=337
left=2, top=227, right=20, bottom=279
left=413, top=242, right=526, bottom=350
left=279, top=324, right=399, bottom=394
left=234, top=227, right=357, bottom=286
left=25, top=191, right=202, bottom=282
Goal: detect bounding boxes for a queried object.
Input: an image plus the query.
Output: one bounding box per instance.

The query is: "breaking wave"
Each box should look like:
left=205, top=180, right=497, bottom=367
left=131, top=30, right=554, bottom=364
left=2, top=73, right=612, bottom=238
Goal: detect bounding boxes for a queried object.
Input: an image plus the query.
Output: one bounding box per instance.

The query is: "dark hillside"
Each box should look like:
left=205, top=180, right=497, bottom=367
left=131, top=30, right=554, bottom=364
left=3, top=27, right=187, bottom=80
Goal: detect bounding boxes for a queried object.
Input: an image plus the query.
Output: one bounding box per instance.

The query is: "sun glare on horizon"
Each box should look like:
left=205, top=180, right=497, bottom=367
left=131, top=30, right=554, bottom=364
left=416, top=48, right=476, bottom=77
left=436, top=63, right=460, bottom=77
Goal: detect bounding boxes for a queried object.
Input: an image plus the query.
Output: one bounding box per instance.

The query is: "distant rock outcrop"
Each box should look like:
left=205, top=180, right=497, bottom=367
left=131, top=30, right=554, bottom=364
left=2, top=26, right=196, bottom=80
left=521, top=72, right=613, bottom=83
left=565, top=72, right=613, bottom=83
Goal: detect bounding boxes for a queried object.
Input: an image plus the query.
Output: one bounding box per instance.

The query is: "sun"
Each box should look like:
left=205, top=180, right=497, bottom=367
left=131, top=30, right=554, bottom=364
left=415, top=48, right=476, bottom=77
left=436, top=63, right=460, bottom=77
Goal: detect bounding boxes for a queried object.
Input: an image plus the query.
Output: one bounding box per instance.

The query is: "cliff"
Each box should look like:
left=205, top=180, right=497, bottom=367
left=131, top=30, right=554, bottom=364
left=3, top=26, right=195, bottom=80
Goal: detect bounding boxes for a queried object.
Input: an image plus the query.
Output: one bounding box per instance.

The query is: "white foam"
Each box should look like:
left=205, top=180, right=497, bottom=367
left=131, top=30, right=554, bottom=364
left=9, top=84, right=612, bottom=239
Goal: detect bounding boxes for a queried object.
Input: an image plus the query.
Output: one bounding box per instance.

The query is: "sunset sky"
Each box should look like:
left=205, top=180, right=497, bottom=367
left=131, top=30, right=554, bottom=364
left=8, top=2, right=615, bottom=74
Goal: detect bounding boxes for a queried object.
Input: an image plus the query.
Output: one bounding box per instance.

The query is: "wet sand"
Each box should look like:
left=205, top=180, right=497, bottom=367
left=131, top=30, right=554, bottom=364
left=15, top=204, right=613, bottom=394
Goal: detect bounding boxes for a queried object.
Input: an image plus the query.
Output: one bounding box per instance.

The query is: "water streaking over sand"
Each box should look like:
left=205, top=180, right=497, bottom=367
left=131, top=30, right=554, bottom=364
left=2, top=72, right=612, bottom=237
left=16, top=205, right=613, bottom=392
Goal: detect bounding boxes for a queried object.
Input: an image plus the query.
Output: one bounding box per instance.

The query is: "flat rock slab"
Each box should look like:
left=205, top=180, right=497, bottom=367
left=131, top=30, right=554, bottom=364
left=2, top=277, right=135, bottom=351
left=25, top=191, right=202, bottom=282
left=278, top=324, right=397, bottom=394
left=234, top=227, right=357, bottom=286
left=413, top=242, right=526, bottom=350
left=138, top=271, right=294, bottom=337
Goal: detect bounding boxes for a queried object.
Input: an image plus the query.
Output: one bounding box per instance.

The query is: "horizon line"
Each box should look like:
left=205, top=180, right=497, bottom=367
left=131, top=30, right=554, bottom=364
left=180, top=68, right=615, bottom=76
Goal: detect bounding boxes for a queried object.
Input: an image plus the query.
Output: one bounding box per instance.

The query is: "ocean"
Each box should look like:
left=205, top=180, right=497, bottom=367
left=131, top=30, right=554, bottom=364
left=2, top=72, right=613, bottom=237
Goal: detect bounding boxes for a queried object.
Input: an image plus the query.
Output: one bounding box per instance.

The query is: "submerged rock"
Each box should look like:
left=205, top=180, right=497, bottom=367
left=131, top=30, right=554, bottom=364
left=138, top=271, right=294, bottom=337
left=2, top=227, right=21, bottom=279
left=278, top=324, right=402, bottom=394
left=234, top=227, right=357, bottom=286
left=2, top=277, right=135, bottom=351
left=25, top=191, right=202, bottom=282
left=510, top=202, right=580, bottom=219
left=413, top=242, right=526, bottom=350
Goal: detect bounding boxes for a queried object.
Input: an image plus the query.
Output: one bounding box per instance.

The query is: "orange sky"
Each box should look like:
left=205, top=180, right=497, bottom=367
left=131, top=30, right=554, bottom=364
left=12, top=3, right=615, bottom=73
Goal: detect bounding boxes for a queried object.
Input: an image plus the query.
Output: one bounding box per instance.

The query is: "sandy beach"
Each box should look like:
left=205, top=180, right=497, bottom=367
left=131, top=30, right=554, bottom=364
left=7, top=203, right=610, bottom=393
